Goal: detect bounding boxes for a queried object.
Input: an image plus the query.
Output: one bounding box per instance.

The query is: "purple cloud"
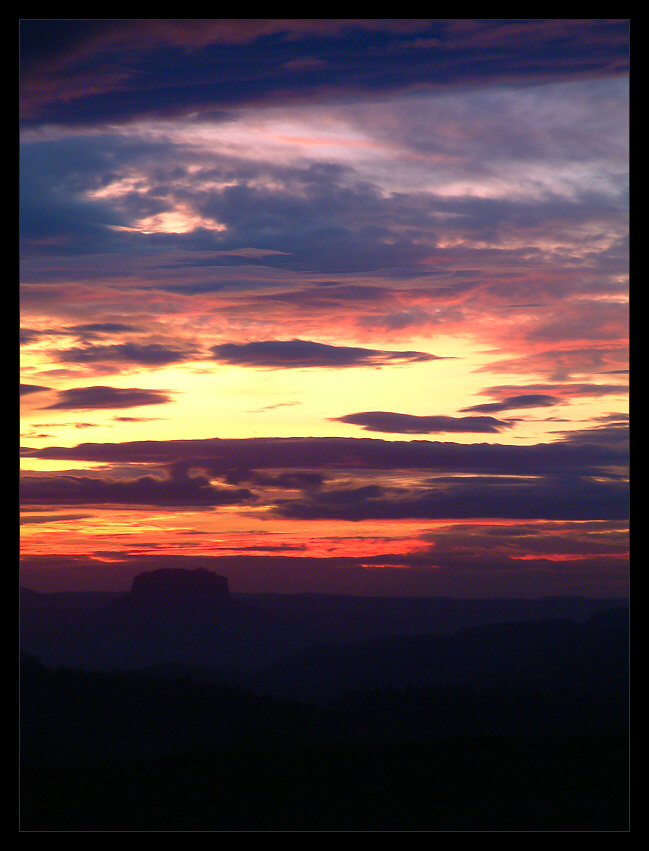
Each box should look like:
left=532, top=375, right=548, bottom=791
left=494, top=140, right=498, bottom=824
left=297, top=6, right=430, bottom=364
left=20, top=20, right=629, bottom=128
left=57, top=342, right=195, bottom=367
left=20, top=473, right=254, bottom=508
left=45, top=386, right=173, bottom=410
left=274, top=474, right=629, bottom=522
left=22, top=427, right=628, bottom=478
left=210, top=339, right=441, bottom=368
left=334, top=411, right=511, bottom=434
left=21, top=383, right=50, bottom=396
left=461, top=394, right=560, bottom=414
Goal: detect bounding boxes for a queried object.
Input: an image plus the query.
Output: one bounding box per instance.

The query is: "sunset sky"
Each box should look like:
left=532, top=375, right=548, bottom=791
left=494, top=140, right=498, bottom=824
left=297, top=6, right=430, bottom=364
left=19, top=19, right=629, bottom=596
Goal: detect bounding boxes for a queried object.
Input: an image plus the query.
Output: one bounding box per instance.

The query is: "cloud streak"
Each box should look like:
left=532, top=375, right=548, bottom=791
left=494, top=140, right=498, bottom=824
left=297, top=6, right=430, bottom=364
left=44, top=386, right=173, bottom=410
left=333, top=411, right=511, bottom=434
left=20, top=472, right=254, bottom=508
left=461, top=395, right=560, bottom=414
left=23, top=425, right=628, bottom=478
left=21, top=383, right=50, bottom=396
left=57, top=342, right=195, bottom=367
left=210, top=339, right=442, bottom=368
left=274, top=475, right=628, bottom=522
left=20, top=20, right=629, bottom=128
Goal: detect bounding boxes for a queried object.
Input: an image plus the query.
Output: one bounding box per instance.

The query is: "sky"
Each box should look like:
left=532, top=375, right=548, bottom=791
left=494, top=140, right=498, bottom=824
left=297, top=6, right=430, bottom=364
left=19, top=19, right=629, bottom=596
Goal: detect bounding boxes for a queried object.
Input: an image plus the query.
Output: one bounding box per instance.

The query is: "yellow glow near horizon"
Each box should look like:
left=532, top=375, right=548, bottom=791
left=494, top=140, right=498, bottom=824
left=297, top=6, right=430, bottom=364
left=20, top=323, right=628, bottom=465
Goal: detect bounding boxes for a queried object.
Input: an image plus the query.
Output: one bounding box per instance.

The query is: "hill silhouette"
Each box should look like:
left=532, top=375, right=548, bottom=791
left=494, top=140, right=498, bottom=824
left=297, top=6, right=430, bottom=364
left=20, top=567, right=318, bottom=671
left=233, top=607, right=629, bottom=702
left=240, top=591, right=627, bottom=641
left=20, top=568, right=629, bottom=830
left=21, top=567, right=628, bottom=674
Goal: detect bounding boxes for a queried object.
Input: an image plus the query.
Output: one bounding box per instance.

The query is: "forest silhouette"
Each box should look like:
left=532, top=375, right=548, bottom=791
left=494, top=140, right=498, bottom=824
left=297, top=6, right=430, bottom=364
left=20, top=567, right=629, bottom=831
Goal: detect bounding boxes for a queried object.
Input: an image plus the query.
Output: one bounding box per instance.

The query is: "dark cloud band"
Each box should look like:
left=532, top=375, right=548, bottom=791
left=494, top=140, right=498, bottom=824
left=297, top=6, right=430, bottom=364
left=45, top=386, right=173, bottom=410
left=334, top=411, right=511, bottom=434
left=20, top=20, right=629, bottom=128
left=23, top=428, right=628, bottom=477
left=211, top=339, right=441, bottom=368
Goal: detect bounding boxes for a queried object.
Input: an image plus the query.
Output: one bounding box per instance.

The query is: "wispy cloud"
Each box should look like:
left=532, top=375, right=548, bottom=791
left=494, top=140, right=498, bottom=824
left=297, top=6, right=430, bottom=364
left=57, top=342, right=196, bottom=367
left=461, top=394, right=560, bottom=414
left=333, top=411, right=511, bottom=433
left=210, top=339, right=442, bottom=368
left=44, top=386, right=173, bottom=410
left=20, top=19, right=629, bottom=128
left=20, top=472, right=254, bottom=508
left=20, top=383, right=50, bottom=396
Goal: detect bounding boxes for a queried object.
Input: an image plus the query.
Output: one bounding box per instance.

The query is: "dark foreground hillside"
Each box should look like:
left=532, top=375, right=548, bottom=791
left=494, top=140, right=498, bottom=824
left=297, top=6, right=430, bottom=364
left=21, top=733, right=628, bottom=831
left=20, top=572, right=629, bottom=831
left=20, top=653, right=628, bottom=831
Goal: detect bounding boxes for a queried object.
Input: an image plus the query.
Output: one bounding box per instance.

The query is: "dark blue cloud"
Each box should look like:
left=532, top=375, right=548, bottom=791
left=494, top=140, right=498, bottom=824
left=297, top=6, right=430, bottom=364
left=20, top=147, right=627, bottom=285
left=20, top=422, right=628, bottom=524
left=19, top=135, right=183, bottom=255
left=222, top=469, right=325, bottom=491
left=20, top=20, right=629, bottom=128
left=18, top=111, right=627, bottom=282
left=189, top=171, right=437, bottom=273
left=274, top=474, right=629, bottom=522
left=19, top=473, right=254, bottom=508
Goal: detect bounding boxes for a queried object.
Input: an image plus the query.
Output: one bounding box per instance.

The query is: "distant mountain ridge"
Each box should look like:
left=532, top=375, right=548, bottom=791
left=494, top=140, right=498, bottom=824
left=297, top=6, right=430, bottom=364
left=239, top=591, right=628, bottom=641
left=21, top=568, right=318, bottom=671
left=20, top=567, right=629, bottom=832
left=234, top=606, right=629, bottom=702
left=20, top=567, right=629, bottom=679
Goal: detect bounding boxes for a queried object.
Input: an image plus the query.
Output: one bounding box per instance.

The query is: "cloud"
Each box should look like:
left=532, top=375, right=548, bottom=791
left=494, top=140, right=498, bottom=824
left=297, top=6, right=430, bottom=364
left=23, top=455, right=620, bottom=526
left=22, top=429, right=628, bottom=478
left=19, top=71, right=628, bottom=288
left=480, top=382, right=628, bottom=402
left=461, top=394, right=560, bottom=414
left=69, top=322, right=137, bottom=336
left=222, top=469, right=325, bottom=490
left=45, top=386, right=173, bottom=410
left=20, top=383, right=50, bottom=396
left=550, top=420, right=629, bottom=448
left=210, top=339, right=441, bottom=368
left=479, top=343, right=629, bottom=383
left=57, top=342, right=195, bottom=367
left=19, top=472, right=254, bottom=508
left=20, top=20, right=628, bottom=129
left=333, top=411, right=511, bottom=434
left=19, top=138, right=129, bottom=248
left=113, top=415, right=164, bottom=423
left=274, top=474, right=629, bottom=522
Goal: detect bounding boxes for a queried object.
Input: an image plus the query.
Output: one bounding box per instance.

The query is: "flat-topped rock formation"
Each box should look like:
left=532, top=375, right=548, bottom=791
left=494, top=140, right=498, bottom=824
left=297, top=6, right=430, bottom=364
left=21, top=568, right=315, bottom=672
left=131, top=567, right=230, bottom=606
